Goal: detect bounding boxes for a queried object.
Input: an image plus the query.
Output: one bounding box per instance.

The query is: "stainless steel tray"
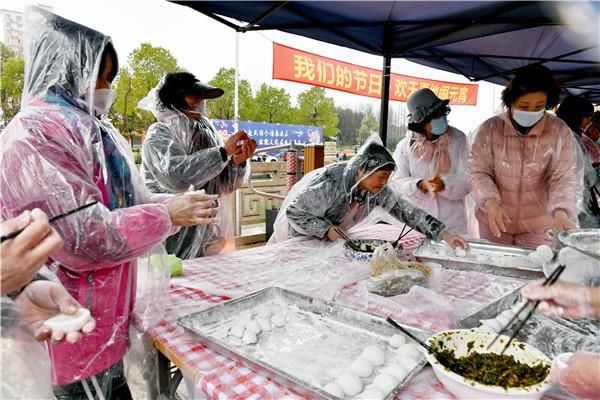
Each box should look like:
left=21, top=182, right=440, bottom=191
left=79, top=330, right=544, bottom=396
left=557, top=229, right=600, bottom=260
left=413, top=239, right=544, bottom=279
left=457, top=287, right=600, bottom=358
left=178, top=287, right=429, bottom=399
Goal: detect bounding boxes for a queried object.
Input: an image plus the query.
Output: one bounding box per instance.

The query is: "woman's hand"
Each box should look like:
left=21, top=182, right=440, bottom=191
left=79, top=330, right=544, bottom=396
left=551, top=352, right=600, bottom=399
left=223, top=131, right=247, bottom=157
left=440, top=230, right=469, bottom=249
left=552, top=209, right=576, bottom=232
left=15, top=280, right=96, bottom=343
left=521, top=280, right=599, bottom=319
left=327, top=225, right=341, bottom=241
left=166, top=190, right=220, bottom=227
left=1, top=209, right=64, bottom=295
left=484, top=198, right=511, bottom=237
left=232, top=137, right=257, bottom=165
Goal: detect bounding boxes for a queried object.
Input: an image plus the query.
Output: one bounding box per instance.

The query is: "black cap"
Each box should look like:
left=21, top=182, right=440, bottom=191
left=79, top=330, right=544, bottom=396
left=185, top=80, right=224, bottom=99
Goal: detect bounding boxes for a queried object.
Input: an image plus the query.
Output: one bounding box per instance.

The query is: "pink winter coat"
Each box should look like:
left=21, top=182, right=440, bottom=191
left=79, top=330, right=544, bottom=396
left=0, top=7, right=175, bottom=385
left=469, top=111, right=579, bottom=236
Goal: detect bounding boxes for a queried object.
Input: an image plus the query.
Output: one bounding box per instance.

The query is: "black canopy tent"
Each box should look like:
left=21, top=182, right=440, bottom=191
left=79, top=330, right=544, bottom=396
left=173, top=1, right=600, bottom=144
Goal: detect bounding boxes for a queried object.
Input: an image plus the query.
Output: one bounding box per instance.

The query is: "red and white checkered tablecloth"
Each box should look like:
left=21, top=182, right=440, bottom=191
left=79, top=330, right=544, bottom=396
left=148, top=225, right=530, bottom=400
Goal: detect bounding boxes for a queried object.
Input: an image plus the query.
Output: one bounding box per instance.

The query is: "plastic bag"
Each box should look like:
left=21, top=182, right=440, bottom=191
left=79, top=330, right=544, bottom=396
left=1, top=297, right=54, bottom=399
left=134, top=246, right=171, bottom=331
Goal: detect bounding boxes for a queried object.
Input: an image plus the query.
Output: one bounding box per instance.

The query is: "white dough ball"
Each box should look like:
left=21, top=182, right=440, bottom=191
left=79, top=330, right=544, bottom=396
left=454, top=248, right=467, bottom=258
left=349, top=357, right=374, bottom=378
left=396, top=343, right=422, bottom=359
left=246, top=320, right=262, bottom=334
left=361, top=345, right=385, bottom=366
left=242, top=330, right=258, bottom=345
left=230, top=324, right=245, bottom=338
left=389, top=334, right=406, bottom=348
left=495, top=313, right=511, bottom=326
left=500, top=309, right=516, bottom=319
left=384, top=364, right=409, bottom=381
left=257, top=318, right=272, bottom=332
left=357, top=386, right=385, bottom=399
left=336, top=371, right=363, bottom=396
left=396, top=354, right=419, bottom=370
left=323, top=382, right=344, bottom=398
left=258, top=308, right=273, bottom=319
left=373, top=373, right=399, bottom=393
left=536, top=245, right=554, bottom=262
left=476, top=325, right=495, bottom=333
left=213, top=327, right=229, bottom=339
left=272, top=314, right=286, bottom=327
left=480, top=318, right=502, bottom=333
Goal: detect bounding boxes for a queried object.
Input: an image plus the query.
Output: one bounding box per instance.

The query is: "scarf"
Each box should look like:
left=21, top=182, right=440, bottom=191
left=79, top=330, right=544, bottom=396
left=410, top=129, right=453, bottom=174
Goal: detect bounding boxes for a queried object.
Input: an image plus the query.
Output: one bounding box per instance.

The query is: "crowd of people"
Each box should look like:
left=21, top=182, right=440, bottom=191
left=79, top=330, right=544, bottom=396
left=1, top=6, right=598, bottom=400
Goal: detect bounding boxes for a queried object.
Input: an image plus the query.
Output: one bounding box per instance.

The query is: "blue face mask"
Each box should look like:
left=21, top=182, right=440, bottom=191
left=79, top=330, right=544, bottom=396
left=512, top=108, right=544, bottom=128
left=430, top=116, right=448, bottom=136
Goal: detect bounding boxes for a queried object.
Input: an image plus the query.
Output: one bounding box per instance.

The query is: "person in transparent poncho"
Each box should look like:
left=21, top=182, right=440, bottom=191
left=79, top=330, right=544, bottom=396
left=389, top=88, right=469, bottom=235
left=0, top=7, right=217, bottom=399
left=269, top=135, right=468, bottom=249
left=469, top=65, right=581, bottom=247
left=139, top=72, right=256, bottom=259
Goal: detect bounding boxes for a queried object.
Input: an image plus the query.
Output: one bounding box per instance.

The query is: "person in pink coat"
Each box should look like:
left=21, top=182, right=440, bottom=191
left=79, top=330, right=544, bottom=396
left=0, top=7, right=218, bottom=399
left=469, top=65, right=579, bottom=247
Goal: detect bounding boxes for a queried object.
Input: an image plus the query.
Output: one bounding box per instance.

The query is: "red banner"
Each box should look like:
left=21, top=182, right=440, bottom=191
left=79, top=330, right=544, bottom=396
left=273, top=43, right=478, bottom=105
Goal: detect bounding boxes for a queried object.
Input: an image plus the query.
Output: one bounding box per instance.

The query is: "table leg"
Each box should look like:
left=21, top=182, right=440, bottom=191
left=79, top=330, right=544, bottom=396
left=157, top=352, right=183, bottom=399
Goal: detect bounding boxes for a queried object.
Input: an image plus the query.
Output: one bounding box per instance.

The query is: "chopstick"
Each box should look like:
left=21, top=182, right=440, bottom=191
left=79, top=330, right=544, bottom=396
left=1, top=201, right=98, bottom=243
left=334, top=227, right=361, bottom=251
left=499, top=264, right=565, bottom=355
left=386, top=316, right=450, bottom=364
left=391, top=224, right=414, bottom=248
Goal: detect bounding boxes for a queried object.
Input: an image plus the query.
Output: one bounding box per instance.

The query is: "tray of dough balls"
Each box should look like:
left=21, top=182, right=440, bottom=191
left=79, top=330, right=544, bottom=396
left=413, top=239, right=549, bottom=279
left=178, top=287, right=429, bottom=399
left=456, top=286, right=600, bottom=358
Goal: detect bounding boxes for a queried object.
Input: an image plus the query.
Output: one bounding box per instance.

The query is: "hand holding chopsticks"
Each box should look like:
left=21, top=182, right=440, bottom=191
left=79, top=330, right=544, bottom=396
left=1, top=201, right=98, bottom=243
left=486, top=264, right=566, bottom=354
left=333, top=227, right=361, bottom=251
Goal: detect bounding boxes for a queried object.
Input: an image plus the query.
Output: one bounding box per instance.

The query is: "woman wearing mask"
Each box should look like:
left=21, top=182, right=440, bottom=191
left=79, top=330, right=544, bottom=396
left=0, top=7, right=217, bottom=399
left=469, top=65, right=579, bottom=247
left=270, top=135, right=469, bottom=249
left=139, top=72, right=255, bottom=259
left=389, top=88, right=469, bottom=235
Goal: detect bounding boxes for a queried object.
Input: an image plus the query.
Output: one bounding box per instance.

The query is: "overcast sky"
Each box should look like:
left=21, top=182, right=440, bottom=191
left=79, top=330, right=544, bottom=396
left=2, top=0, right=506, bottom=134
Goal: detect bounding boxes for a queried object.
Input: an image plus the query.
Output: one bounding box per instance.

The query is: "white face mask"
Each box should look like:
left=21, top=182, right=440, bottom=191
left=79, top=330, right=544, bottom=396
left=93, top=88, right=116, bottom=117
left=512, top=108, right=545, bottom=128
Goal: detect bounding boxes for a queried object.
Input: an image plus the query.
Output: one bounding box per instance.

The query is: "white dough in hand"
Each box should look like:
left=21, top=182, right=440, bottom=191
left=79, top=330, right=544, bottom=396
left=349, top=357, right=373, bottom=378
left=454, top=247, right=467, bottom=258
left=43, top=308, right=91, bottom=332
left=361, top=345, right=385, bottom=366
left=336, top=371, right=363, bottom=396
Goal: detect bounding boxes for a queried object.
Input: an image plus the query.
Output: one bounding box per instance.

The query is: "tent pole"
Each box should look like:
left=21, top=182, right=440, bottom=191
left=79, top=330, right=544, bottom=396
left=234, top=31, right=242, bottom=237
left=379, top=24, right=392, bottom=146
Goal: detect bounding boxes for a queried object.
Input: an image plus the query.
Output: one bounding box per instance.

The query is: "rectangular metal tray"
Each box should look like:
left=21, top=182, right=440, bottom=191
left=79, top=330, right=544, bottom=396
left=413, top=239, right=544, bottom=279
left=178, top=287, right=429, bottom=399
left=457, top=287, right=600, bottom=358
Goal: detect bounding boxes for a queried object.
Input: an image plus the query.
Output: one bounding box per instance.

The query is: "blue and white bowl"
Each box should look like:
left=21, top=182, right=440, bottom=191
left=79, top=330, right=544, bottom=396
left=343, top=239, right=403, bottom=262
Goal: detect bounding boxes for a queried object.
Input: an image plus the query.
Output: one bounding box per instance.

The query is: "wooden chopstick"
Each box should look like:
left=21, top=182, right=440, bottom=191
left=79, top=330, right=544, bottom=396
left=1, top=201, right=98, bottom=243
left=334, top=227, right=361, bottom=251
left=499, top=265, right=565, bottom=355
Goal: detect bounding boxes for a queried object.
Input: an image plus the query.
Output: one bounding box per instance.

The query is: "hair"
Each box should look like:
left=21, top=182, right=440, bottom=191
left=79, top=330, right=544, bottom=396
left=99, top=42, right=119, bottom=83
left=158, top=72, right=199, bottom=111
left=376, top=164, right=396, bottom=172
left=556, top=96, right=594, bottom=132
left=408, top=105, right=450, bottom=134
left=590, top=110, right=600, bottom=127
left=501, top=64, right=560, bottom=109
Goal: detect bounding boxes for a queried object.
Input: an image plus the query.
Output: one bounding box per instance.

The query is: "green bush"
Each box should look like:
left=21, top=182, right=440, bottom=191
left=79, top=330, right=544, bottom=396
left=132, top=149, right=142, bottom=165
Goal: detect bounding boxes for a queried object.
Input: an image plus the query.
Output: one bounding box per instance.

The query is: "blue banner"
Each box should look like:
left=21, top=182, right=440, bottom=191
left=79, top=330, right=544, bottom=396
left=211, top=119, right=323, bottom=148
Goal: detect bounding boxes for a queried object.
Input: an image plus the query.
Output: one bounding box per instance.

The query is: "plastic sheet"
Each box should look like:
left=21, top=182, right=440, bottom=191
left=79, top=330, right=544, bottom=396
left=139, top=78, right=247, bottom=259
left=269, top=134, right=446, bottom=244
left=0, top=7, right=172, bottom=387
left=172, top=237, right=371, bottom=301
left=390, top=126, right=470, bottom=235
left=469, top=111, right=582, bottom=247
left=1, top=297, right=54, bottom=399
left=124, top=326, right=161, bottom=400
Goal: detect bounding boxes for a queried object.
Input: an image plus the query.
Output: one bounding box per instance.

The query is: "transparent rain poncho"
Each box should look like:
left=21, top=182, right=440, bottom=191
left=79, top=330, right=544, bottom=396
left=469, top=111, right=583, bottom=247
left=389, top=126, right=470, bottom=235
left=269, top=134, right=446, bottom=244
left=0, top=6, right=172, bottom=388
left=138, top=80, right=247, bottom=259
